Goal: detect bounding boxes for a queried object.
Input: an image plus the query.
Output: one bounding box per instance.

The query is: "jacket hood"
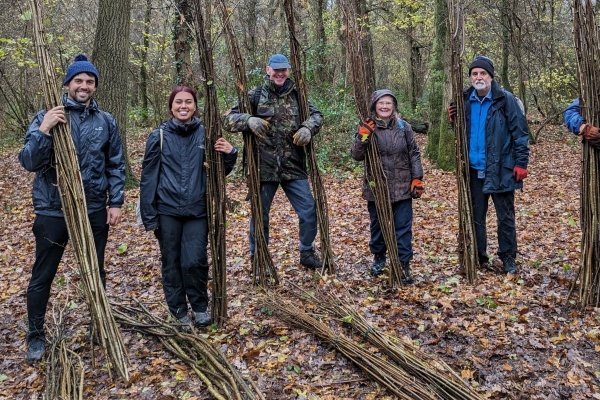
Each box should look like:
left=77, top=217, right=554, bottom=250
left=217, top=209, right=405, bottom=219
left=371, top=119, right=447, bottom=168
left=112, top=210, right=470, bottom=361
left=369, top=89, right=398, bottom=120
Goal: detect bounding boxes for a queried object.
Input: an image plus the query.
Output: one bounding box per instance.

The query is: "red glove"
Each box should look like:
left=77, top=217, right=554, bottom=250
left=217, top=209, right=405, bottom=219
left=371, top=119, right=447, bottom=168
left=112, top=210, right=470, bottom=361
left=358, top=119, right=376, bottom=142
left=448, top=102, right=457, bottom=123
left=513, top=166, right=528, bottom=181
left=410, top=179, right=424, bottom=198
left=581, top=123, right=600, bottom=148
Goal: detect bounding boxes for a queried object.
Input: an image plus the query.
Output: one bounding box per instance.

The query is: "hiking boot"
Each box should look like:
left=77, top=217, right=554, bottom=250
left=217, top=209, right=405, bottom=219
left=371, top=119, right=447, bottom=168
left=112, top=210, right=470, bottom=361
left=26, top=336, right=45, bottom=364
left=194, top=311, right=211, bottom=327
left=370, top=254, right=386, bottom=277
left=300, top=249, right=322, bottom=269
left=502, top=257, right=518, bottom=274
left=401, top=261, right=414, bottom=285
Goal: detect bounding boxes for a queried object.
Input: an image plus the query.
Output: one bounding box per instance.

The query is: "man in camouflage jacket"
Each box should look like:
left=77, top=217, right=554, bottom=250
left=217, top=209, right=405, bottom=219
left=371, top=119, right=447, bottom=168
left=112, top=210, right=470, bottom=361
left=223, top=54, right=323, bottom=268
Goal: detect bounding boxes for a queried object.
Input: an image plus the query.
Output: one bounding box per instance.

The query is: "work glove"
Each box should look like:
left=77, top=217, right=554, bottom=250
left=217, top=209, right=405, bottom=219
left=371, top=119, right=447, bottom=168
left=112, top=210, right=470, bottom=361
left=293, top=126, right=312, bottom=146
left=358, top=119, right=376, bottom=143
left=247, top=117, right=270, bottom=140
left=447, top=102, right=457, bottom=123
left=410, top=178, right=425, bottom=198
left=513, top=166, right=528, bottom=181
left=581, top=123, right=600, bottom=148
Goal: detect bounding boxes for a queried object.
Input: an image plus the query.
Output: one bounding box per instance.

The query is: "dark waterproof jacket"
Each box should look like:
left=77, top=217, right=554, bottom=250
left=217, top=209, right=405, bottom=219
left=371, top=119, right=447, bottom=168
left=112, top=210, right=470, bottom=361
left=223, top=78, right=323, bottom=182
left=139, top=117, right=238, bottom=231
left=350, top=90, right=424, bottom=202
left=464, top=80, right=530, bottom=193
left=18, top=95, right=125, bottom=217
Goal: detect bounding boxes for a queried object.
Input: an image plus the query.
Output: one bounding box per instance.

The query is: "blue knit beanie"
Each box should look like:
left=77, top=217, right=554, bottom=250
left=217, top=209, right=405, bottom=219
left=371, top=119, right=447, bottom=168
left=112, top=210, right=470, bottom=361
left=63, top=54, right=99, bottom=86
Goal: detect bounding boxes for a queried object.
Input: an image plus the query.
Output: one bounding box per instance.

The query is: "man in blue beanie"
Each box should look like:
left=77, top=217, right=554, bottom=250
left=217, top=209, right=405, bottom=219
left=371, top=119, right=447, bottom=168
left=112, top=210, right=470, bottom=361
left=449, top=55, right=530, bottom=275
left=223, top=53, right=324, bottom=270
left=19, top=54, right=125, bottom=363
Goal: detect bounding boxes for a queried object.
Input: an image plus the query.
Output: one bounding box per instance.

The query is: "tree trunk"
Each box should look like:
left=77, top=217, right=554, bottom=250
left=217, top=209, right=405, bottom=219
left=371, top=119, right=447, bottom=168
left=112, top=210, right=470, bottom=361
left=500, top=0, right=512, bottom=92
left=426, top=0, right=447, bottom=163
left=173, top=0, right=196, bottom=87
left=139, top=0, right=152, bottom=125
left=356, top=0, right=375, bottom=91
left=313, top=0, right=328, bottom=82
left=92, top=0, right=134, bottom=185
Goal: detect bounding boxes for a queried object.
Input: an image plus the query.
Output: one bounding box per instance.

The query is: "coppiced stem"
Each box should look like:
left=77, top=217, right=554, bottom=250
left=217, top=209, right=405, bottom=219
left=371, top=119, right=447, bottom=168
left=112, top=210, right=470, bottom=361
left=341, top=0, right=402, bottom=285
left=283, top=0, right=337, bottom=274
left=216, top=0, right=278, bottom=286
left=192, top=0, right=229, bottom=323
left=572, top=0, right=600, bottom=307
left=449, top=0, right=478, bottom=283
left=30, top=0, right=129, bottom=381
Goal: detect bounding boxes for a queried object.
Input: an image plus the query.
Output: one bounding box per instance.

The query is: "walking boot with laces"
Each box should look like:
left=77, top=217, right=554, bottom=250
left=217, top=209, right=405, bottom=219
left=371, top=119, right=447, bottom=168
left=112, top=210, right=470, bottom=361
left=194, top=310, right=211, bottom=327
left=370, top=254, right=386, bottom=276
left=502, top=256, right=518, bottom=274
left=401, top=261, right=414, bottom=285
left=300, top=249, right=322, bottom=269
left=26, top=335, right=46, bottom=364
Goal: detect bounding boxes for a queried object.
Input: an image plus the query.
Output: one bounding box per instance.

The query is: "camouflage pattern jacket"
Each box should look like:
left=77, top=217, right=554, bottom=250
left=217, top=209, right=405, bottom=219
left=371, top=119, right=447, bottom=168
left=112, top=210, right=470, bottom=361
left=223, top=78, right=323, bottom=182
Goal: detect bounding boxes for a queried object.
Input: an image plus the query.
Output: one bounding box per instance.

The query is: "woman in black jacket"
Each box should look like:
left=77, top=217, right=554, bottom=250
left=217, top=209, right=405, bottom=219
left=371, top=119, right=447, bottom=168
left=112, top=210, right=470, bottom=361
left=140, top=86, right=237, bottom=327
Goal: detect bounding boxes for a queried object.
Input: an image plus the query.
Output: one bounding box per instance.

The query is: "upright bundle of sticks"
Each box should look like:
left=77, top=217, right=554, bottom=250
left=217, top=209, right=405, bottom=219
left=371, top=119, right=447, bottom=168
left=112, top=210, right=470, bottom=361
left=283, top=0, right=336, bottom=274
left=192, top=1, right=229, bottom=323
left=341, top=0, right=402, bottom=285
left=216, top=0, right=278, bottom=286
left=448, top=0, right=478, bottom=283
left=573, top=0, right=600, bottom=307
left=30, top=0, right=129, bottom=381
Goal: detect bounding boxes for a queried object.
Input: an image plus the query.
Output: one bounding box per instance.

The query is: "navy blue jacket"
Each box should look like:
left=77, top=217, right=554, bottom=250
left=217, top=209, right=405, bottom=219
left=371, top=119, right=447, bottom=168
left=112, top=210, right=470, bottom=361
left=139, top=117, right=238, bottom=231
left=464, top=81, right=529, bottom=193
left=19, top=96, right=125, bottom=217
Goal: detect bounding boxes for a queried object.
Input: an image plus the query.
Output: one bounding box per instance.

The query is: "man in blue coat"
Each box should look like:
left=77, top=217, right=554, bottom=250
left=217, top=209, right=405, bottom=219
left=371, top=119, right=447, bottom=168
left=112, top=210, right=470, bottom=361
left=563, top=98, right=600, bottom=147
left=18, top=54, right=125, bottom=363
left=450, top=56, right=530, bottom=274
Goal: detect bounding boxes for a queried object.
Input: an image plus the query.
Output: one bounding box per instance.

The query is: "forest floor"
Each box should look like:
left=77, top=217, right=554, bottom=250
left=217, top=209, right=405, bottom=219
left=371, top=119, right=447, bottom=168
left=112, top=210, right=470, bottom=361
left=1, top=126, right=599, bottom=400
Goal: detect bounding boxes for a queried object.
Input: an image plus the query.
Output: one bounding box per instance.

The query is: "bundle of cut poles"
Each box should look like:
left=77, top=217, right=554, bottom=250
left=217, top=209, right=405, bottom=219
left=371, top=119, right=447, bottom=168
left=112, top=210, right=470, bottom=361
left=449, top=0, right=478, bottom=283
left=341, top=0, right=402, bottom=285
left=572, top=0, right=600, bottom=307
left=283, top=0, right=337, bottom=274
left=216, top=0, right=278, bottom=286
left=30, top=0, right=129, bottom=381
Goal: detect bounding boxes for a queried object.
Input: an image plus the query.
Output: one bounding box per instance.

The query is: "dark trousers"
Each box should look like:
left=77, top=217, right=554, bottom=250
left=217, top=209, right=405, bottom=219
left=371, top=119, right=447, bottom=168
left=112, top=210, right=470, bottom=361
left=367, top=199, right=413, bottom=262
left=470, top=170, right=517, bottom=262
left=249, top=179, right=317, bottom=254
left=27, top=209, right=108, bottom=340
left=156, top=214, right=209, bottom=318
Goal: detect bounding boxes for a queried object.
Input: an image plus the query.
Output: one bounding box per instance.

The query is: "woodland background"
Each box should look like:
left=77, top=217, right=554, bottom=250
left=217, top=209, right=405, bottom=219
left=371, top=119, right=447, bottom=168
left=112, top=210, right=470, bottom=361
left=1, top=0, right=600, bottom=399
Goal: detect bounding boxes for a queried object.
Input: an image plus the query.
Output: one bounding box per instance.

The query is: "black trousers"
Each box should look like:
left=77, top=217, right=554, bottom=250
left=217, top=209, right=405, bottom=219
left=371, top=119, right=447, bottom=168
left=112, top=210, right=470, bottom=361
left=470, top=170, right=517, bottom=262
left=27, top=209, right=108, bottom=340
left=156, top=214, right=209, bottom=318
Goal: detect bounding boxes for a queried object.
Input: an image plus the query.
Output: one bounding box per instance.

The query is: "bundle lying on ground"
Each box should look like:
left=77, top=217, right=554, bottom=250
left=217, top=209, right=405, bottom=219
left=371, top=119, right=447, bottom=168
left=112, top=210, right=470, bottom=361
left=30, top=0, right=129, bottom=381
left=112, top=301, right=264, bottom=400
left=315, top=290, right=483, bottom=400
left=45, top=303, right=84, bottom=400
left=262, top=291, right=438, bottom=399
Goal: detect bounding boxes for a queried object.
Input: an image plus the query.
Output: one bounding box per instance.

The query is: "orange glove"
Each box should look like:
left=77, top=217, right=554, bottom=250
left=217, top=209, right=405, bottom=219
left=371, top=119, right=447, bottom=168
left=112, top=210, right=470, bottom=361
left=358, top=119, right=376, bottom=142
left=513, top=166, right=528, bottom=181
left=581, top=123, right=600, bottom=148
left=410, top=179, right=424, bottom=198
